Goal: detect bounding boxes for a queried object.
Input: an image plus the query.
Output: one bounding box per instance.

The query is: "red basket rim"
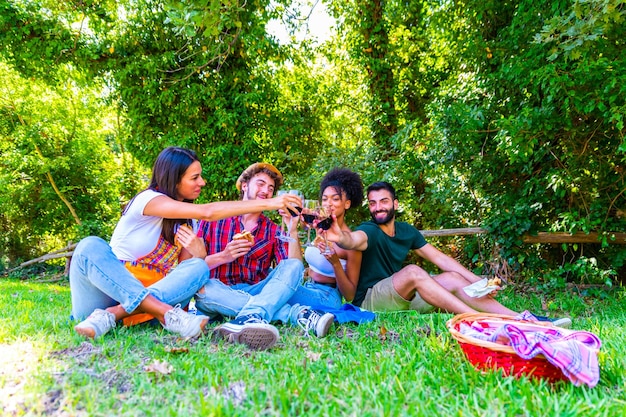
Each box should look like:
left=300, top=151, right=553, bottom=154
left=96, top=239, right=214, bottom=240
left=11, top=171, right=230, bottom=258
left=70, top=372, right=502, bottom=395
left=446, top=313, right=571, bottom=382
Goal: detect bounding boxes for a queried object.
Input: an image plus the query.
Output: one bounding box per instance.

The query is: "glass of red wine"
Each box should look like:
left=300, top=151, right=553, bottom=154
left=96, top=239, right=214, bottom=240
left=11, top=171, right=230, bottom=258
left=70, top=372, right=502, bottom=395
left=277, top=189, right=303, bottom=243
left=315, top=205, right=333, bottom=255
left=287, top=190, right=304, bottom=217
left=301, top=199, right=319, bottom=246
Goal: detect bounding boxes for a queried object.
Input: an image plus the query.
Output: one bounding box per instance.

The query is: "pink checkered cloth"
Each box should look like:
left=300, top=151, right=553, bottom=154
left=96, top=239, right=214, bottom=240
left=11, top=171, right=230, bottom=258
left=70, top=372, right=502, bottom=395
left=459, top=311, right=602, bottom=387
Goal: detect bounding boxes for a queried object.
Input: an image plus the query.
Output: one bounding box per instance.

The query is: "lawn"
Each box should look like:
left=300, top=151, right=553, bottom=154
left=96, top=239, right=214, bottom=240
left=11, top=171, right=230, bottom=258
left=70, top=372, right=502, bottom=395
left=1, top=277, right=625, bottom=416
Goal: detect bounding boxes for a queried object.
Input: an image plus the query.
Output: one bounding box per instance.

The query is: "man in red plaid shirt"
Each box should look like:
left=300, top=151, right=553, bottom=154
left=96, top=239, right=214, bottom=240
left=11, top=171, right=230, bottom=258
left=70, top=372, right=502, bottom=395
left=192, top=163, right=334, bottom=350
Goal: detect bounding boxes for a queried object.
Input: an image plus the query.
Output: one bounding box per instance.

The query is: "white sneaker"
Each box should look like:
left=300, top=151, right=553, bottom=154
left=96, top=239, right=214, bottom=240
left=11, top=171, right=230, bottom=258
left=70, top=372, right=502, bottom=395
left=163, top=305, right=209, bottom=338
left=75, top=309, right=116, bottom=339
left=297, top=308, right=334, bottom=338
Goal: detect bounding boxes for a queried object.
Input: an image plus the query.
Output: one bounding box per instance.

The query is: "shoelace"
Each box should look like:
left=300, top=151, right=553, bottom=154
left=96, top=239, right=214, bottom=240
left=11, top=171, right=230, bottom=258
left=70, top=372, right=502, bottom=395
left=297, top=315, right=317, bottom=337
left=91, top=310, right=116, bottom=330
left=104, top=311, right=116, bottom=328
left=164, top=306, right=185, bottom=329
left=240, top=315, right=268, bottom=325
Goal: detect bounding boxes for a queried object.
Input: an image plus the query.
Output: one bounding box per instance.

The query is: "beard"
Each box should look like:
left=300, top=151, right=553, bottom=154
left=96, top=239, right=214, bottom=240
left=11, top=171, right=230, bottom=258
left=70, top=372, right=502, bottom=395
left=370, top=207, right=395, bottom=225
left=243, top=187, right=264, bottom=201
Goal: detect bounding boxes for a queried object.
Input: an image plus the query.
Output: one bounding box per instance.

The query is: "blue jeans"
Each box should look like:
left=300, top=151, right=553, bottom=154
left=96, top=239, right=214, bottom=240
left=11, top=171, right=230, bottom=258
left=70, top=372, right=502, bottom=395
left=194, top=258, right=308, bottom=325
left=288, top=280, right=342, bottom=310
left=69, top=236, right=210, bottom=320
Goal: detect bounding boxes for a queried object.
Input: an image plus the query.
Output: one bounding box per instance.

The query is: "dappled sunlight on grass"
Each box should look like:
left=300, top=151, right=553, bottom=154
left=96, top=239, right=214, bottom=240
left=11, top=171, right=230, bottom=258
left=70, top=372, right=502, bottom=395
left=0, top=279, right=74, bottom=415
left=0, top=340, right=39, bottom=415
left=1, top=277, right=626, bottom=415
left=0, top=338, right=68, bottom=416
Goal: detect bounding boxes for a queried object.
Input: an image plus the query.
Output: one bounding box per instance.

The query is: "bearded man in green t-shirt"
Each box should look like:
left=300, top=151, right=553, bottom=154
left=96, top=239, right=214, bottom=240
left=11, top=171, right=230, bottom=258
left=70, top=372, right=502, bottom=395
left=321, top=181, right=571, bottom=327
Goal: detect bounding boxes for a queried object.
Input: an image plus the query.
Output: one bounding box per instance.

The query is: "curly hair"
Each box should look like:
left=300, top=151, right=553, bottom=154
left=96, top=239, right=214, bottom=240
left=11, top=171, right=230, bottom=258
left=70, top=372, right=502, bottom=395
left=319, top=168, right=364, bottom=209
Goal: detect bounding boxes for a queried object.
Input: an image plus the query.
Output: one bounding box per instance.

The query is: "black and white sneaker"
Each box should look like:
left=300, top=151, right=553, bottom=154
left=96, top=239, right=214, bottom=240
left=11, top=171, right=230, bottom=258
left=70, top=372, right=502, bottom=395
left=297, top=308, right=334, bottom=338
left=216, top=314, right=279, bottom=350
left=534, top=314, right=572, bottom=329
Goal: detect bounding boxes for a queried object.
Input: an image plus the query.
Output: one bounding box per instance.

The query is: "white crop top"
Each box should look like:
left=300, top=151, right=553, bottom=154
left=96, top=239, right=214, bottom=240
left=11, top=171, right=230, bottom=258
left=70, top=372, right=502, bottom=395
left=304, top=246, right=347, bottom=277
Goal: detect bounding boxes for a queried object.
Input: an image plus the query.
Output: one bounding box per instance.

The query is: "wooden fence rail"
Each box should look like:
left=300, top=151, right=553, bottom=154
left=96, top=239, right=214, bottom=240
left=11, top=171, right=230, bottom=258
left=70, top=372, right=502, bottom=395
left=421, top=228, right=626, bottom=244
left=521, top=231, right=626, bottom=244
left=420, top=227, right=488, bottom=237
left=3, top=229, right=626, bottom=275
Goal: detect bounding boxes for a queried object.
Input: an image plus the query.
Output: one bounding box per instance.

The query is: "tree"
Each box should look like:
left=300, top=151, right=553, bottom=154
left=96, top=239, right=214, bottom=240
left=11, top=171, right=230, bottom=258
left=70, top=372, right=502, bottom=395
left=329, top=0, right=398, bottom=152
left=0, top=62, right=123, bottom=263
left=425, top=0, right=626, bottom=279
left=1, top=0, right=625, bottom=285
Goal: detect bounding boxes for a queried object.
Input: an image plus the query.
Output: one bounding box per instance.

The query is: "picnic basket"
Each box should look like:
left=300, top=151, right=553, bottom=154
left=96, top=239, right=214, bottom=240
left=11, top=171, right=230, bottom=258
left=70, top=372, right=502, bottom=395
left=446, top=312, right=569, bottom=382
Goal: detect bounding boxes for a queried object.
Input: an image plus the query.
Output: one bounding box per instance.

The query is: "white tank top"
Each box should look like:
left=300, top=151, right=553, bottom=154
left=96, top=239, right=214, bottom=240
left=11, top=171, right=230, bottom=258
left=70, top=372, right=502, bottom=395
left=304, top=246, right=347, bottom=277
left=110, top=189, right=164, bottom=261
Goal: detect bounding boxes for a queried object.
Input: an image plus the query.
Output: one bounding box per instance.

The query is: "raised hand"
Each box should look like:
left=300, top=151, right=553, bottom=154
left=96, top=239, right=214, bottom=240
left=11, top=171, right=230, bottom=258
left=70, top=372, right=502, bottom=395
left=316, top=213, right=341, bottom=242
left=175, top=225, right=207, bottom=258
left=284, top=211, right=300, bottom=234
left=273, top=192, right=302, bottom=215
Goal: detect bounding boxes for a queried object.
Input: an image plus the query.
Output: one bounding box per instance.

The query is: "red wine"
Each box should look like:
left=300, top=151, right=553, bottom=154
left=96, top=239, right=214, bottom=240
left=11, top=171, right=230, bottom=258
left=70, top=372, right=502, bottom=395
left=287, top=206, right=303, bottom=217
left=317, top=217, right=333, bottom=230
left=302, top=213, right=318, bottom=225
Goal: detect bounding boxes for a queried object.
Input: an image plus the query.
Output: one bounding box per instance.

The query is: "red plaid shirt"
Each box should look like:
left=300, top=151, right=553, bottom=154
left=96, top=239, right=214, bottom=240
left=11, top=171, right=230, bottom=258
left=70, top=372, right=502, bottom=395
left=197, top=214, right=287, bottom=285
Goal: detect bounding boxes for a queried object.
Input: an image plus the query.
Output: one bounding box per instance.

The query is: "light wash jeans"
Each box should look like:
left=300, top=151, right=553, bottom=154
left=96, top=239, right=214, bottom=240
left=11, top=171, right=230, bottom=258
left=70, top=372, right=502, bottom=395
left=69, top=236, right=210, bottom=320
left=288, top=280, right=342, bottom=310
left=195, top=258, right=311, bottom=325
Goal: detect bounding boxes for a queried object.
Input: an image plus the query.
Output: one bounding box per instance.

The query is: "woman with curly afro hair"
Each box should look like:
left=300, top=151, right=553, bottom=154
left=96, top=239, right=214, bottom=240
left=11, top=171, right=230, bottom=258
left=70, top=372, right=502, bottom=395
left=289, top=168, right=364, bottom=309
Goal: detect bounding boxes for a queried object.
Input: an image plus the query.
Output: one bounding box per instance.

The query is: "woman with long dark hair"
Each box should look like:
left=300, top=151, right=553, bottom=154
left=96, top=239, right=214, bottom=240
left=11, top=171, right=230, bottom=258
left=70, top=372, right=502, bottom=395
left=70, top=146, right=301, bottom=339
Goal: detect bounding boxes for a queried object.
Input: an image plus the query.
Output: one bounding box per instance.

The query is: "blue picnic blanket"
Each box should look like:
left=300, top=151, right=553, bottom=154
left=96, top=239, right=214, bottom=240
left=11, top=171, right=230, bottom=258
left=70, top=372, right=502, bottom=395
left=309, top=303, right=376, bottom=324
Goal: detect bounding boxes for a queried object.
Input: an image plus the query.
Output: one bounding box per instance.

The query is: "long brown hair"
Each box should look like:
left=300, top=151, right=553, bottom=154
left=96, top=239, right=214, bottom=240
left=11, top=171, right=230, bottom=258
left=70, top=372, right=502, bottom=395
left=124, top=147, right=200, bottom=245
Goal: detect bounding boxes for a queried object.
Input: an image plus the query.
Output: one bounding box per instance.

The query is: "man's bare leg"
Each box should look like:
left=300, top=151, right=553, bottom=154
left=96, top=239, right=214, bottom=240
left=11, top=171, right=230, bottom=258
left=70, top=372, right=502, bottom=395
left=433, top=272, right=518, bottom=315
left=391, top=265, right=477, bottom=314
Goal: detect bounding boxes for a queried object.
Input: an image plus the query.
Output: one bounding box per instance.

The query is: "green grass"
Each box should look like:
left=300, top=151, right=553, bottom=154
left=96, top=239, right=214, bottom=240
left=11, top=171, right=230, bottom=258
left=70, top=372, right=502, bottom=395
left=1, top=277, right=625, bottom=416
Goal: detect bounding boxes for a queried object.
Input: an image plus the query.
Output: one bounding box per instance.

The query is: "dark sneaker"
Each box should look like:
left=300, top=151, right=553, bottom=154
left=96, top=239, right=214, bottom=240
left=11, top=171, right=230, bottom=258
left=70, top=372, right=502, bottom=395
left=297, top=308, right=334, bottom=338
left=163, top=305, right=209, bottom=338
left=75, top=309, right=116, bottom=339
left=216, top=314, right=279, bottom=350
left=534, top=314, right=572, bottom=329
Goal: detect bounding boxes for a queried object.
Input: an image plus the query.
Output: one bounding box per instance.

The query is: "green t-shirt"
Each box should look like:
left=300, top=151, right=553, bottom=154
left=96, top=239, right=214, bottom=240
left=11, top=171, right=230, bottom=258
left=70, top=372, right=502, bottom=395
left=353, top=221, right=427, bottom=307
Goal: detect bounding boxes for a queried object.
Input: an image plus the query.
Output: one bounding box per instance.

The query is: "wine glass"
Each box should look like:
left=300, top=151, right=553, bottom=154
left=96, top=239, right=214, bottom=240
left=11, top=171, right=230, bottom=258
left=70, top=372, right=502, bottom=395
left=275, top=190, right=292, bottom=242
left=315, top=204, right=333, bottom=255
left=276, top=189, right=303, bottom=243
left=301, top=199, right=319, bottom=247
left=288, top=190, right=304, bottom=216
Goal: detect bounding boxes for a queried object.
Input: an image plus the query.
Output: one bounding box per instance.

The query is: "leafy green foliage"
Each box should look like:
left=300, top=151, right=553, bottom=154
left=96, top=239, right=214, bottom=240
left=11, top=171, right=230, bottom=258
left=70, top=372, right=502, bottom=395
left=93, top=0, right=327, bottom=202
left=0, top=1, right=84, bottom=83
left=422, top=0, right=626, bottom=278
left=0, top=0, right=625, bottom=284
left=330, top=0, right=401, bottom=150
left=0, top=62, right=122, bottom=262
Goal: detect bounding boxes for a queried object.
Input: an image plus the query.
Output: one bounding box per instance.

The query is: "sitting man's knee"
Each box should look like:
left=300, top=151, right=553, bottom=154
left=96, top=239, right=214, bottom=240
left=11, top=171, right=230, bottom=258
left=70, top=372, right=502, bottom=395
left=277, top=258, right=304, bottom=275
left=402, top=264, right=431, bottom=282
